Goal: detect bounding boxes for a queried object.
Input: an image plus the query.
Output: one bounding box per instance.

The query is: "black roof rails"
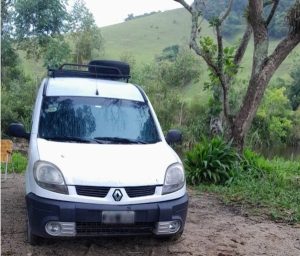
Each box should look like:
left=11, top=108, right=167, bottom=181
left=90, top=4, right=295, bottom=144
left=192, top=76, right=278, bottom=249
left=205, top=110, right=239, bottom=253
left=48, top=60, right=131, bottom=82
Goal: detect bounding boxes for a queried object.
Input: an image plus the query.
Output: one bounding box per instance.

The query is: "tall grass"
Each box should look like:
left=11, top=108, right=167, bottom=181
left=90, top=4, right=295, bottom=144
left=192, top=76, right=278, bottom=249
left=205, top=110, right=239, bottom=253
left=185, top=139, right=300, bottom=223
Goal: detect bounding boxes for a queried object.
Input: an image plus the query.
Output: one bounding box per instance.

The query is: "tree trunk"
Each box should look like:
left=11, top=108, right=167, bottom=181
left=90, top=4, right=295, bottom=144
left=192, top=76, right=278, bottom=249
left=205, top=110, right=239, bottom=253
left=231, top=33, right=300, bottom=151
left=230, top=75, right=269, bottom=151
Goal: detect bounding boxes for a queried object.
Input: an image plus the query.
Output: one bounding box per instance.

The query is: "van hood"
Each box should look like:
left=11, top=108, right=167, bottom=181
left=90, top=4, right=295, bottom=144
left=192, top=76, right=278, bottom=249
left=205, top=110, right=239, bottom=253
left=37, top=139, right=180, bottom=186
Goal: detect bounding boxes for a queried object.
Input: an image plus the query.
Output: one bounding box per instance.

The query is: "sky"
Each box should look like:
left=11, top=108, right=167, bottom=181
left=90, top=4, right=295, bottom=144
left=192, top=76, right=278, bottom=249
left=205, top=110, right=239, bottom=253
left=83, top=0, right=194, bottom=28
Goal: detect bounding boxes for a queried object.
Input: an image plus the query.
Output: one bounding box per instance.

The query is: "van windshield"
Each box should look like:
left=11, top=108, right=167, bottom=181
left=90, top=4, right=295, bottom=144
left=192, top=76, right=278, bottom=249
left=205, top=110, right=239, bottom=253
left=39, top=96, right=161, bottom=144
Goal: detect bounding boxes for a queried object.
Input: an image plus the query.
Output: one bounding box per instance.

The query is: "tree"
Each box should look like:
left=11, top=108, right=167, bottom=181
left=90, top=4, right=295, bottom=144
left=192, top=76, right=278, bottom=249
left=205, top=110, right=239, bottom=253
left=43, top=37, right=71, bottom=68
left=157, top=47, right=202, bottom=87
left=69, top=0, right=104, bottom=64
left=174, top=0, right=300, bottom=150
left=1, top=0, right=12, bottom=36
left=288, top=65, right=300, bottom=110
left=252, top=87, right=293, bottom=146
left=1, top=0, right=18, bottom=68
left=157, top=45, right=180, bottom=61
left=125, top=13, right=134, bottom=21
left=14, top=0, right=69, bottom=58
left=1, top=0, right=26, bottom=92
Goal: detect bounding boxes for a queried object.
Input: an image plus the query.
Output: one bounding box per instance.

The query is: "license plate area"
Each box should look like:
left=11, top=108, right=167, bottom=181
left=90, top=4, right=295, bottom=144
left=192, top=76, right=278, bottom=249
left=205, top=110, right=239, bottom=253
left=102, top=211, right=135, bottom=224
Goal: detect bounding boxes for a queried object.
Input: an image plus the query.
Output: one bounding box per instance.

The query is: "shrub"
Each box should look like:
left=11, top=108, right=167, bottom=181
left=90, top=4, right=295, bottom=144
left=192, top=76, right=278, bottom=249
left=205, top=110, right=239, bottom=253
left=240, top=149, right=271, bottom=178
left=157, top=47, right=202, bottom=87
left=250, top=87, right=293, bottom=147
left=184, top=137, right=239, bottom=185
left=1, top=152, right=27, bottom=173
left=12, top=152, right=28, bottom=172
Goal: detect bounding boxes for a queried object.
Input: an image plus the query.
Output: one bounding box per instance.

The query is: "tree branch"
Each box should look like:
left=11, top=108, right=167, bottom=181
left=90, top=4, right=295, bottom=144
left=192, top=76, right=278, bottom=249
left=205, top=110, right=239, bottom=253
left=248, top=0, right=269, bottom=76
left=175, top=0, right=232, bottom=124
left=233, top=0, right=277, bottom=69
left=215, top=0, right=233, bottom=122
left=215, top=25, right=231, bottom=122
left=219, top=0, right=234, bottom=23
left=216, top=26, right=223, bottom=71
left=265, top=0, right=279, bottom=26
left=234, top=24, right=252, bottom=66
left=222, top=84, right=231, bottom=123
left=263, top=0, right=274, bottom=7
left=190, top=39, right=219, bottom=75
left=264, top=32, right=300, bottom=74
left=173, top=0, right=192, bottom=13
left=215, top=0, right=233, bottom=74
left=174, top=0, right=219, bottom=75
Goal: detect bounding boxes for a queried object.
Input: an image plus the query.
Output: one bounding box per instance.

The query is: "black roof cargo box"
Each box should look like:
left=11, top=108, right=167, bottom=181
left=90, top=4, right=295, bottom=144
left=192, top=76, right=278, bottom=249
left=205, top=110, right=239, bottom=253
left=48, top=60, right=130, bottom=82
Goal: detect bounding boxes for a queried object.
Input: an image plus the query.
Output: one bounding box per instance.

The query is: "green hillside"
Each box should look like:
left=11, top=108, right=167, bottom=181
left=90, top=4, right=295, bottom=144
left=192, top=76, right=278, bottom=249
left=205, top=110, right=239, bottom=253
left=101, top=7, right=298, bottom=72
left=99, top=8, right=299, bottom=100
left=20, top=7, right=299, bottom=93
left=101, top=8, right=214, bottom=63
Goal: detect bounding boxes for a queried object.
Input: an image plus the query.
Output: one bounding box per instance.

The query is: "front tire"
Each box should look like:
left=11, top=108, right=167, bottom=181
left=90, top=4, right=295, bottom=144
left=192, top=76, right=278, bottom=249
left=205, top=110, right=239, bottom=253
left=156, top=230, right=183, bottom=241
left=26, top=216, right=41, bottom=246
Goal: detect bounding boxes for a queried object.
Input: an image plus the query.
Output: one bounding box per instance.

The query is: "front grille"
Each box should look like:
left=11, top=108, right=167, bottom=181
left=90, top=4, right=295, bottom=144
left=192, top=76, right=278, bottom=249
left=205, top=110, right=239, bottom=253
left=75, top=185, right=156, bottom=198
left=125, top=186, right=156, bottom=198
left=76, top=186, right=110, bottom=198
left=76, top=222, right=154, bottom=236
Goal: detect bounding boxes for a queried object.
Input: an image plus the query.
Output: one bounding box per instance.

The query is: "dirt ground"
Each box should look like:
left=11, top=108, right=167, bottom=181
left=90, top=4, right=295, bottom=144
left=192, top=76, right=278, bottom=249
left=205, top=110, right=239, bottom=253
left=1, top=174, right=300, bottom=256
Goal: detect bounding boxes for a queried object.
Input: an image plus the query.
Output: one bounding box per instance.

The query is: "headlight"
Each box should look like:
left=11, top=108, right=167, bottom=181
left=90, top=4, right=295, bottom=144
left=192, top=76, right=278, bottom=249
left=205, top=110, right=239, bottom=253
left=33, top=161, right=68, bottom=194
left=162, top=163, right=185, bottom=195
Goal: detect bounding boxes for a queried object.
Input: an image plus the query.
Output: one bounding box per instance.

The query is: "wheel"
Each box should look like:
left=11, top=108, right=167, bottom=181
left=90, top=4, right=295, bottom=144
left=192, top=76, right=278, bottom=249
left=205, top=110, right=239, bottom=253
left=26, top=216, right=41, bottom=246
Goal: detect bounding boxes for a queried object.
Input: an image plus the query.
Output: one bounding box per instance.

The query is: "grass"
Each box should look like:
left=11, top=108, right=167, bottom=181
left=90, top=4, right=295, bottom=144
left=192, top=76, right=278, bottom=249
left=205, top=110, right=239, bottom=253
left=1, top=152, right=28, bottom=173
left=101, top=8, right=214, bottom=64
left=195, top=156, right=300, bottom=223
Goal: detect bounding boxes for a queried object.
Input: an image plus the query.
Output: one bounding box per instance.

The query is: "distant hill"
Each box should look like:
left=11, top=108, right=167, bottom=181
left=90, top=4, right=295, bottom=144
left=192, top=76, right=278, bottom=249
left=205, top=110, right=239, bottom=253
left=100, top=7, right=298, bottom=79
left=101, top=8, right=214, bottom=63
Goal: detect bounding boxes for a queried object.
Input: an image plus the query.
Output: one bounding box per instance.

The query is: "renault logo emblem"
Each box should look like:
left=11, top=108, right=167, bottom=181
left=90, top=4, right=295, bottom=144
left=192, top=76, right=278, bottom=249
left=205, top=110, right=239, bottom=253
left=113, top=189, right=123, bottom=201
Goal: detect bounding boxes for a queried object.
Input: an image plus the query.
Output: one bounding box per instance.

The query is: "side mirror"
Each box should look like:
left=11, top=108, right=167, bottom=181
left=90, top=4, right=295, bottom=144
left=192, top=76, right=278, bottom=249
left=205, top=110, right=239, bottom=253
left=166, top=129, right=182, bottom=145
left=7, top=123, right=30, bottom=140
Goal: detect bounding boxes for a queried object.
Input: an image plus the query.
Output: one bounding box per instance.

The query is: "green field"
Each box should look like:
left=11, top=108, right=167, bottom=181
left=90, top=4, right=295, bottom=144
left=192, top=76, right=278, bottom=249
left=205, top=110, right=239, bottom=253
left=102, top=9, right=298, bottom=75
left=101, top=8, right=214, bottom=63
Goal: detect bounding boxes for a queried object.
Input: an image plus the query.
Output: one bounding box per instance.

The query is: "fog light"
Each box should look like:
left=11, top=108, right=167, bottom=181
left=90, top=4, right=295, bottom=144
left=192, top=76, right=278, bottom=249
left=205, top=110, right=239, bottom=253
left=45, top=221, right=76, bottom=236
left=154, top=220, right=182, bottom=234
left=169, top=221, right=180, bottom=232
left=45, top=222, right=62, bottom=236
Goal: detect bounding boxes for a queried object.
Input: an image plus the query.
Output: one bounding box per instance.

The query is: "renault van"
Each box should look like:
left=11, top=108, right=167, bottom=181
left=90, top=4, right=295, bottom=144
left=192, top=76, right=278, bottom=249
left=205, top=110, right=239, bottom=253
left=8, top=60, right=188, bottom=245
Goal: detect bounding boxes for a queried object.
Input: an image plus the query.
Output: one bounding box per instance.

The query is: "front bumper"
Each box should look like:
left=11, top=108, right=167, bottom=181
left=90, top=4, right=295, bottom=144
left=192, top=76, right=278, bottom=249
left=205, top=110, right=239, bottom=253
left=26, top=193, right=188, bottom=238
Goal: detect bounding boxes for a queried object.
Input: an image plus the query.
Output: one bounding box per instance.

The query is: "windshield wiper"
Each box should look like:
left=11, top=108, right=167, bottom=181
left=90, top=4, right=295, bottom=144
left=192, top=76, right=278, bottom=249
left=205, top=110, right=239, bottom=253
left=42, top=136, right=94, bottom=143
left=93, top=137, right=147, bottom=144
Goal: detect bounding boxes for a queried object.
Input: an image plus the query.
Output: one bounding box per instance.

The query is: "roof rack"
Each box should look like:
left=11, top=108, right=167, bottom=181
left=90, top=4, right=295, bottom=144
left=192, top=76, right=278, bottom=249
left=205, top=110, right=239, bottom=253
left=48, top=60, right=131, bottom=82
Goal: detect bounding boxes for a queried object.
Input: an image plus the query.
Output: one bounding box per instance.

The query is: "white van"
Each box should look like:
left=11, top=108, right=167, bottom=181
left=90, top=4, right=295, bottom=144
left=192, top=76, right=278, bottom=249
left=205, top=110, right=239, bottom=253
left=8, top=60, right=188, bottom=245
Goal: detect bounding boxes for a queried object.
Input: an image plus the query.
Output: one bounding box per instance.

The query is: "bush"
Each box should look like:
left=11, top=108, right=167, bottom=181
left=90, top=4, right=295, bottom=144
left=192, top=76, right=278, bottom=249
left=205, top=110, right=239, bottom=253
left=240, top=149, right=271, bottom=177
left=1, top=78, right=37, bottom=134
left=1, top=152, right=27, bottom=173
left=180, top=99, right=210, bottom=148
left=184, top=137, right=239, bottom=185
left=250, top=87, right=293, bottom=147
left=157, top=47, right=202, bottom=87
left=12, top=152, right=28, bottom=172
